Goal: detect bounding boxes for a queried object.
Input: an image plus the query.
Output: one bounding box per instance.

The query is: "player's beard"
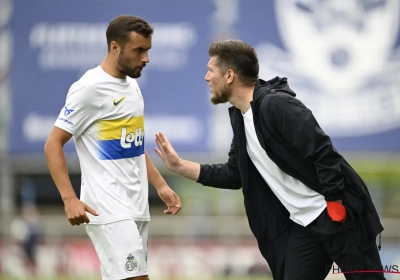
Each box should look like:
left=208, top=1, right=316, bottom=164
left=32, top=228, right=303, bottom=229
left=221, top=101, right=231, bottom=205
left=117, top=52, right=144, bottom=79
left=210, top=84, right=232, bottom=105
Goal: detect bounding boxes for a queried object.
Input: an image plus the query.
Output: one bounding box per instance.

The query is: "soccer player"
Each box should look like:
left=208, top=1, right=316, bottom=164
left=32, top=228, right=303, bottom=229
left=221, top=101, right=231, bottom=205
left=44, top=15, right=181, bottom=280
left=154, top=39, right=385, bottom=280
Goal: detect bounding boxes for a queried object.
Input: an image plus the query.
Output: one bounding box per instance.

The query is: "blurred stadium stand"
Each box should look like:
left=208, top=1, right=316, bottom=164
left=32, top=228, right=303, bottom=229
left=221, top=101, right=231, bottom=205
left=1, top=0, right=400, bottom=279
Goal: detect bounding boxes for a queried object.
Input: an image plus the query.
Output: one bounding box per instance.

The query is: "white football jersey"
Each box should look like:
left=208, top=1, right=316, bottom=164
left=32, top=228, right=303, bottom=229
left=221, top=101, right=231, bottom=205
left=54, top=66, right=149, bottom=224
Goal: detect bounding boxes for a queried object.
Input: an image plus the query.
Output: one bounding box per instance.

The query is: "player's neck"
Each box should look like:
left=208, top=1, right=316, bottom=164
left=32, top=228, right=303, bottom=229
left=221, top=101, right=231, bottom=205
left=229, top=86, right=255, bottom=114
left=100, top=55, right=126, bottom=79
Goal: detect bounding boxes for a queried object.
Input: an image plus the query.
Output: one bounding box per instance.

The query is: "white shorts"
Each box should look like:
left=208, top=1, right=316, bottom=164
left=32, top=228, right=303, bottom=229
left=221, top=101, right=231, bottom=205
left=85, top=220, right=149, bottom=280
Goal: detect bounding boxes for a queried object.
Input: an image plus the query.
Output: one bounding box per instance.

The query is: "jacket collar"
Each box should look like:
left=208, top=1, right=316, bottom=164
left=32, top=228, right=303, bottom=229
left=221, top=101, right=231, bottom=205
left=229, top=76, right=293, bottom=114
left=253, top=76, right=290, bottom=102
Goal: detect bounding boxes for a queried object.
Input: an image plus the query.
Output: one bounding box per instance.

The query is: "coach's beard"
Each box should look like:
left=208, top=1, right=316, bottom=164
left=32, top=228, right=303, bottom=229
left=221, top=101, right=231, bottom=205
left=210, top=86, right=232, bottom=105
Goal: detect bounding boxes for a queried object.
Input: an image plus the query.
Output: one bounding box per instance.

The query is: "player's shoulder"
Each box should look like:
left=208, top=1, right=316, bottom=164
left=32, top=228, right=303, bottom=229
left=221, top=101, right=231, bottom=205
left=64, top=70, right=103, bottom=108
left=68, top=67, right=103, bottom=95
left=76, top=66, right=104, bottom=88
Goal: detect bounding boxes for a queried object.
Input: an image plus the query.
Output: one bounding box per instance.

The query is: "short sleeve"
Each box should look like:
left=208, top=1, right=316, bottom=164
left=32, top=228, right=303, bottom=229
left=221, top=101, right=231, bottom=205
left=54, top=83, right=102, bottom=137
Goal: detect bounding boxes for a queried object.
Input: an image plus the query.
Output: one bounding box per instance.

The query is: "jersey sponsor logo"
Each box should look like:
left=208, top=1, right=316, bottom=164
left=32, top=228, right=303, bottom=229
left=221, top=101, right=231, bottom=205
left=97, top=116, right=145, bottom=160
left=57, top=117, right=73, bottom=126
left=113, top=96, right=126, bottom=106
left=64, top=106, right=74, bottom=116
left=120, top=127, right=144, bottom=148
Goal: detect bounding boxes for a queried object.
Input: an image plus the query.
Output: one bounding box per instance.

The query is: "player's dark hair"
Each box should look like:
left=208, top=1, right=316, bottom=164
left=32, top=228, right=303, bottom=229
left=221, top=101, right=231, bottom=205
left=208, top=40, right=259, bottom=86
left=106, top=15, right=153, bottom=51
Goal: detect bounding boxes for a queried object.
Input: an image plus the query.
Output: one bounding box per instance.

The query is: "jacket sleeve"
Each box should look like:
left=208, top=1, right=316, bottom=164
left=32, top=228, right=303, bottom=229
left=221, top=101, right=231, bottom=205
left=264, top=95, right=344, bottom=201
left=196, top=137, right=242, bottom=190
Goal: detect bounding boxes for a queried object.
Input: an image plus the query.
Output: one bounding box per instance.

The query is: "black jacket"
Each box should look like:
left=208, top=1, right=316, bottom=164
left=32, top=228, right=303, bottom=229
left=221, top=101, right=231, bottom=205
left=197, top=77, right=384, bottom=279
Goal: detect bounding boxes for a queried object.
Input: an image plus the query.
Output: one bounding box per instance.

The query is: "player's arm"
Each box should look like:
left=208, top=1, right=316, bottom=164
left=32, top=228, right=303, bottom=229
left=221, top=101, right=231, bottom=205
left=155, top=132, right=242, bottom=190
left=144, top=150, right=181, bottom=215
left=44, top=128, right=76, bottom=202
left=263, top=95, right=344, bottom=202
left=44, top=127, right=99, bottom=225
left=145, top=150, right=169, bottom=189
left=45, top=84, right=100, bottom=225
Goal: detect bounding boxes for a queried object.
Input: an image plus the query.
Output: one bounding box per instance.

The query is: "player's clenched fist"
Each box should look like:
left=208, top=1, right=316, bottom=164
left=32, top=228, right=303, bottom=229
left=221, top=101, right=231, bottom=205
left=63, top=196, right=99, bottom=226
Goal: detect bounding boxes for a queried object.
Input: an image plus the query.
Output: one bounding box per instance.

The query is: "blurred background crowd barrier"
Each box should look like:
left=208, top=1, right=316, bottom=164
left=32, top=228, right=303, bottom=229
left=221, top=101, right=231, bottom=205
left=0, top=0, right=400, bottom=279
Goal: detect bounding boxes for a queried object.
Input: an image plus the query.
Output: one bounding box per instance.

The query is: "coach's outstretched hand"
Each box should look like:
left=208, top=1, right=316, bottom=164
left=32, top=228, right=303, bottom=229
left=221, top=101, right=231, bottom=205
left=64, top=196, right=99, bottom=226
left=154, top=132, right=182, bottom=172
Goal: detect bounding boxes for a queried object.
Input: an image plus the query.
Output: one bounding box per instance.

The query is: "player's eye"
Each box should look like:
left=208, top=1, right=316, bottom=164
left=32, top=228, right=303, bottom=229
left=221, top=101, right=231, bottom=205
left=134, top=48, right=147, bottom=53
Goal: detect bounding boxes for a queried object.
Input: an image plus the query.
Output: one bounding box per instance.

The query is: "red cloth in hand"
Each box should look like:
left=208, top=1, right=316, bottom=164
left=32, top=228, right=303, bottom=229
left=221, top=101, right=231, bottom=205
left=327, top=201, right=346, bottom=222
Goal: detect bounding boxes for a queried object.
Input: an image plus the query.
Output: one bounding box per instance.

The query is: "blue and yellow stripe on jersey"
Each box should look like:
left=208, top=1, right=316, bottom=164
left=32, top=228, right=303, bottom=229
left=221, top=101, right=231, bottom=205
left=97, top=116, right=145, bottom=160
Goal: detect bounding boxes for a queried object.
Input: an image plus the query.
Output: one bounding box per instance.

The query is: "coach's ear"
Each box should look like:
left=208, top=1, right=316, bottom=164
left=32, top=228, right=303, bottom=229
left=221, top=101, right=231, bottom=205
left=225, top=69, right=235, bottom=85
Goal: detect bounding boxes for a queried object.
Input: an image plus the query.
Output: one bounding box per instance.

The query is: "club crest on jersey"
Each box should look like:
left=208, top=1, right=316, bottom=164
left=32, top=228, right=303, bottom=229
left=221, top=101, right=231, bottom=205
left=120, top=127, right=144, bottom=149
left=125, top=254, right=139, bottom=272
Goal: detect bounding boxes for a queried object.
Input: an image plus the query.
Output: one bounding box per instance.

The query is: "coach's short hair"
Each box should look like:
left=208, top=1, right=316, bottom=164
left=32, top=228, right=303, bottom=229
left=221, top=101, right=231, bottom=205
left=208, top=40, right=259, bottom=86
left=106, top=15, right=153, bottom=51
